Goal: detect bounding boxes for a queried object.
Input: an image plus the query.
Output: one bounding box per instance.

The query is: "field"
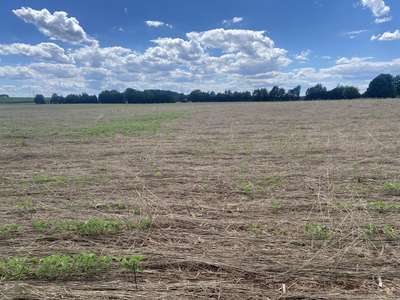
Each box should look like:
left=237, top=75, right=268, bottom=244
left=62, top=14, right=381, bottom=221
left=0, top=97, right=34, bottom=104
left=0, top=100, right=400, bottom=299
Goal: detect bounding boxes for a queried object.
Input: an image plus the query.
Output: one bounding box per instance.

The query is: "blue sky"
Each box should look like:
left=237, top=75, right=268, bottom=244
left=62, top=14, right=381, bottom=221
left=0, top=0, right=399, bottom=96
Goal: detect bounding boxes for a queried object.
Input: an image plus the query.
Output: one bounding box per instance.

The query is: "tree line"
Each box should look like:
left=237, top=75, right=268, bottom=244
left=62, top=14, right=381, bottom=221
left=34, top=73, right=400, bottom=104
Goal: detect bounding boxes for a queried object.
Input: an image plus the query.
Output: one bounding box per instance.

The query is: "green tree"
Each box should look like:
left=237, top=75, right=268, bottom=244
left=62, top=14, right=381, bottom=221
left=393, top=75, right=400, bottom=97
left=366, top=74, right=396, bottom=98
left=34, top=94, right=46, bottom=104
left=305, top=84, right=328, bottom=100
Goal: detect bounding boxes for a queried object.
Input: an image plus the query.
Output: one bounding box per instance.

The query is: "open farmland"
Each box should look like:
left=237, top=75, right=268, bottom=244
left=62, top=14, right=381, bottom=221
left=0, top=100, right=400, bottom=299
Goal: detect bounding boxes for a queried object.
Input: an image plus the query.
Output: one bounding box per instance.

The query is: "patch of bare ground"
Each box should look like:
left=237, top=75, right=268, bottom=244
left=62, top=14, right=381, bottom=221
left=1, top=100, right=400, bottom=299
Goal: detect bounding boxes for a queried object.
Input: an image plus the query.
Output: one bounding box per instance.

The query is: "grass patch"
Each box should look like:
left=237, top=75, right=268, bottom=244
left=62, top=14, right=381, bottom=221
left=127, top=217, right=153, bottom=231
left=0, top=253, right=143, bottom=281
left=363, top=224, right=398, bottom=240
left=76, top=112, right=184, bottom=137
left=36, top=253, right=112, bottom=280
left=32, top=217, right=153, bottom=236
left=30, top=174, right=96, bottom=186
left=367, top=200, right=400, bottom=213
left=31, top=218, right=122, bottom=236
left=239, top=176, right=283, bottom=195
left=305, top=223, right=331, bottom=240
left=15, top=198, right=36, bottom=213
left=0, top=224, right=22, bottom=238
left=383, top=182, right=400, bottom=196
left=0, top=257, right=31, bottom=280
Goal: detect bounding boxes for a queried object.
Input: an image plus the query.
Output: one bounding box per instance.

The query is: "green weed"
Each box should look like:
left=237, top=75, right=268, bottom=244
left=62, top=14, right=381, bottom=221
left=383, top=225, right=398, bottom=240
left=0, top=257, right=31, bottom=280
left=32, top=219, right=49, bottom=232
left=383, top=182, right=400, bottom=196
left=240, top=181, right=255, bottom=194
left=271, top=200, right=282, bottom=211
left=368, top=200, right=400, bottom=213
left=15, top=198, right=35, bottom=213
left=118, top=255, right=144, bottom=289
left=364, top=224, right=379, bottom=238
left=305, top=223, right=331, bottom=240
left=128, top=217, right=153, bottom=231
left=0, top=224, right=22, bottom=237
left=248, top=223, right=263, bottom=234
left=0, top=253, right=143, bottom=281
left=36, top=255, right=74, bottom=280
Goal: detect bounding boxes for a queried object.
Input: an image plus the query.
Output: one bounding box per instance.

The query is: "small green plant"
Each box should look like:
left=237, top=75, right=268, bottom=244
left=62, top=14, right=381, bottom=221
left=73, top=252, right=112, bottom=275
left=32, top=219, right=49, bottom=232
left=133, top=207, right=141, bottom=215
left=36, top=255, right=74, bottom=280
left=305, top=223, right=331, bottom=240
left=15, top=199, right=35, bottom=213
left=248, top=223, right=263, bottom=234
left=271, top=200, right=282, bottom=211
left=128, top=217, right=153, bottom=231
left=383, top=225, right=398, bottom=240
left=383, top=182, right=400, bottom=196
left=76, top=218, right=123, bottom=236
left=240, top=181, right=255, bottom=194
left=364, top=224, right=379, bottom=238
left=0, top=257, right=31, bottom=280
left=0, top=224, right=22, bottom=237
left=119, top=255, right=144, bottom=289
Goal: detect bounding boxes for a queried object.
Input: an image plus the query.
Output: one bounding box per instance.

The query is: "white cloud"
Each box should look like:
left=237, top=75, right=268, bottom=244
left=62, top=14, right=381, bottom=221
left=13, top=7, right=97, bottom=45
left=0, top=42, right=72, bottom=63
left=371, top=30, right=400, bottom=41
left=223, top=17, right=244, bottom=25
left=360, top=0, right=391, bottom=23
left=145, top=20, right=172, bottom=28
left=2, top=12, right=399, bottom=97
left=375, top=16, right=392, bottom=23
left=295, top=50, right=311, bottom=62
left=342, top=29, right=368, bottom=39
left=335, top=57, right=373, bottom=64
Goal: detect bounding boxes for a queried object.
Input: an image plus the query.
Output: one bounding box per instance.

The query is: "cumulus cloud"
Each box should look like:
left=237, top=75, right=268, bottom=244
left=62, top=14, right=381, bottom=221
left=360, top=0, right=391, bottom=23
left=0, top=42, right=72, bottom=63
left=13, top=7, right=97, bottom=45
left=371, top=30, right=400, bottom=41
left=3, top=9, right=399, bottom=96
left=145, top=20, right=172, bottom=28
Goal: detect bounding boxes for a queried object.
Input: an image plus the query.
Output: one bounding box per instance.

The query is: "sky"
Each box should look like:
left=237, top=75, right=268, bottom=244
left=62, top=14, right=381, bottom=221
left=0, top=0, right=399, bottom=96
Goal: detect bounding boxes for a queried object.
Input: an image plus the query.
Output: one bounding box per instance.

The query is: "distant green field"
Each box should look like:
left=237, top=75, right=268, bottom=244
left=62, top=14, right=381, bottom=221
left=0, top=97, right=34, bottom=104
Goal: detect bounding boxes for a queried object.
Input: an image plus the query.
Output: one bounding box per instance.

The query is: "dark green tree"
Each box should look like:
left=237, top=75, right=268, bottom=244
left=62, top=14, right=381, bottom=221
left=34, top=94, right=46, bottom=104
left=365, top=74, right=396, bottom=98
left=393, top=75, right=400, bottom=97
left=305, top=84, right=328, bottom=100
left=286, top=86, right=301, bottom=100
left=342, top=86, right=361, bottom=99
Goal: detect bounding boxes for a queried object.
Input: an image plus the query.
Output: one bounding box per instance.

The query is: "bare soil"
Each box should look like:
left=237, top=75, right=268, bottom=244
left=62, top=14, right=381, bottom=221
left=0, top=100, right=400, bottom=299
